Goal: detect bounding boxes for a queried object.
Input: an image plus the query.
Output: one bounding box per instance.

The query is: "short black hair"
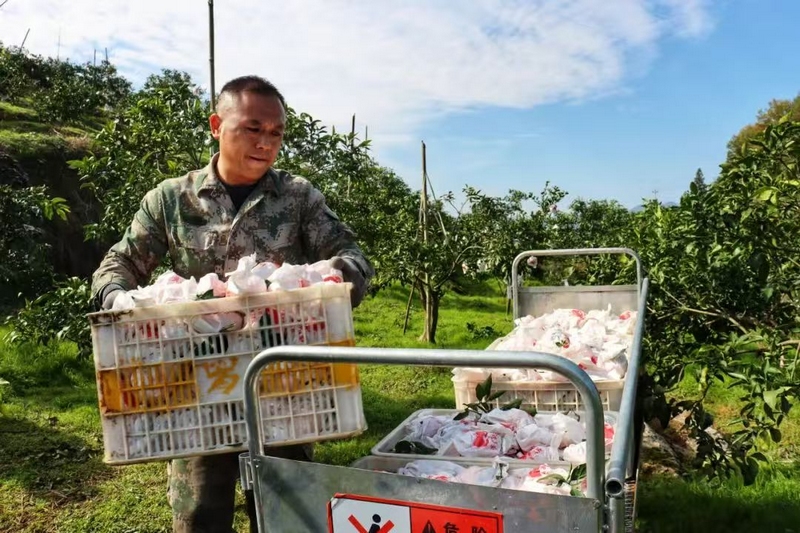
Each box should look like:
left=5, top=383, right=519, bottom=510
left=218, top=75, right=287, bottom=111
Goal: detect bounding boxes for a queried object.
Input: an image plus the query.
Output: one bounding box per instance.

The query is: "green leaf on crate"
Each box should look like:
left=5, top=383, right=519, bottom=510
left=197, top=289, right=216, bottom=300
left=476, top=375, right=493, bottom=401
left=487, top=390, right=506, bottom=402
left=569, top=463, right=588, bottom=483
left=538, top=473, right=567, bottom=486
left=393, top=440, right=437, bottom=455
left=570, top=487, right=584, bottom=497
left=453, top=411, right=470, bottom=421
left=523, top=407, right=538, bottom=417
left=500, top=398, right=523, bottom=411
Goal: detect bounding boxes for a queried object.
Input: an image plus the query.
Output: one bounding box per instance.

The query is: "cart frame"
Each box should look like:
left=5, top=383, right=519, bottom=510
left=511, top=247, right=643, bottom=320
left=238, top=247, right=649, bottom=533
left=510, top=247, right=648, bottom=532
left=239, top=344, right=638, bottom=532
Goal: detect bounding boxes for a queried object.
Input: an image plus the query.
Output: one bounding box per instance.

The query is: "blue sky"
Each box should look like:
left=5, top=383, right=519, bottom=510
left=380, top=0, right=800, bottom=208
left=2, top=0, right=798, bottom=209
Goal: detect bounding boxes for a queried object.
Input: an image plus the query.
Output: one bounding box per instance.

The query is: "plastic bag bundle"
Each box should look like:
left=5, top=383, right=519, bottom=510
left=399, top=409, right=614, bottom=463
left=437, top=424, right=517, bottom=458
left=113, top=271, right=199, bottom=311
left=481, top=407, right=535, bottom=432
left=456, top=304, right=638, bottom=383
left=108, top=255, right=346, bottom=310
left=226, top=255, right=268, bottom=296
left=197, top=273, right=227, bottom=298
left=397, top=460, right=583, bottom=496
left=398, top=458, right=508, bottom=487
left=267, top=259, right=343, bottom=291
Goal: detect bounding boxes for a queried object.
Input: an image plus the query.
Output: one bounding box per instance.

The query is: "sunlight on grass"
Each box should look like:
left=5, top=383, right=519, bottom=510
left=1, top=289, right=799, bottom=532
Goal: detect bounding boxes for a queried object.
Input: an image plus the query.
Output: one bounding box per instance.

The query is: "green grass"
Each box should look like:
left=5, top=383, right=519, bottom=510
left=671, top=367, right=800, bottom=459
left=0, top=129, right=89, bottom=160
left=637, top=463, right=800, bottom=533
left=0, top=101, right=38, bottom=122
left=0, top=102, right=95, bottom=160
left=1, top=289, right=799, bottom=532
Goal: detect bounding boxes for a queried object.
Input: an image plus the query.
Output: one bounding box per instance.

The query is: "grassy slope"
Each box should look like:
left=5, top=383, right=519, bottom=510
left=0, top=101, right=94, bottom=158
left=1, top=286, right=799, bottom=532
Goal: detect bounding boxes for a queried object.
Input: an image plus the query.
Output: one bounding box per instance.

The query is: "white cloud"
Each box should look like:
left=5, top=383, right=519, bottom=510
left=0, top=0, right=713, bottom=144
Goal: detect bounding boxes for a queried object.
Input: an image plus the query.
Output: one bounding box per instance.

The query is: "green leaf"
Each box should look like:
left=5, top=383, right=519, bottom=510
left=392, top=440, right=437, bottom=455
left=453, top=411, right=470, bottom=421
left=750, top=452, right=768, bottom=462
left=755, top=187, right=776, bottom=202
left=769, top=427, right=782, bottom=442
left=476, top=374, right=493, bottom=401
left=569, top=463, right=588, bottom=483
left=500, top=398, right=523, bottom=410
left=537, top=473, right=567, bottom=485
left=763, top=387, right=790, bottom=410
left=742, top=457, right=760, bottom=486
left=486, top=390, right=506, bottom=402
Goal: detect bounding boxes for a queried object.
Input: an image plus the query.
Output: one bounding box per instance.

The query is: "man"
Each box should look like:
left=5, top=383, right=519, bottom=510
left=91, top=75, right=374, bottom=533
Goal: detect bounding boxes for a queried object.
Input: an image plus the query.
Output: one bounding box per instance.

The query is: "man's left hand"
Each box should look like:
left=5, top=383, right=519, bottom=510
left=330, top=256, right=367, bottom=308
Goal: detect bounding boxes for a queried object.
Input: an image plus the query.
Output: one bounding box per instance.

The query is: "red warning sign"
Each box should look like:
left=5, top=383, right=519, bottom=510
left=328, top=494, right=502, bottom=533
left=410, top=506, right=500, bottom=533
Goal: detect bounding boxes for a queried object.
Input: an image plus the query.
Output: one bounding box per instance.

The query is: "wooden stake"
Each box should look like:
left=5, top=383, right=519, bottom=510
left=347, top=114, right=355, bottom=197
left=402, top=283, right=415, bottom=335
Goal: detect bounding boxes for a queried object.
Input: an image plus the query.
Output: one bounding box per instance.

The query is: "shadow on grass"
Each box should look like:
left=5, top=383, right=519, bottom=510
left=637, top=467, right=800, bottom=533
left=0, top=414, right=112, bottom=504
left=0, top=384, right=112, bottom=506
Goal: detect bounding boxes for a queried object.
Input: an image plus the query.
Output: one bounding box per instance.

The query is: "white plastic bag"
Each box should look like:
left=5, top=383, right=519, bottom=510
left=398, top=460, right=465, bottom=482
left=480, top=408, right=535, bottom=432
left=548, top=413, right=585, bottom=447
left=225, top=255, right=268, bottom=295
left=196, top=273, right=227, bottom=298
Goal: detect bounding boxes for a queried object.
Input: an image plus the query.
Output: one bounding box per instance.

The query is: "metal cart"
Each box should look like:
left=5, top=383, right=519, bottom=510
left=238, top=247, right=648, bottom=532
left=510, top=247, right=648, bottom=532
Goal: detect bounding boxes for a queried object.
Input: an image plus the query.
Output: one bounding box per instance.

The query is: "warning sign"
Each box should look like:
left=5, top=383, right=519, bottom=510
left=328, top=494, right=502, bottom=533
left=328, top=497, right=410, bottom=533
left=410, top=507, right=499, bottom=533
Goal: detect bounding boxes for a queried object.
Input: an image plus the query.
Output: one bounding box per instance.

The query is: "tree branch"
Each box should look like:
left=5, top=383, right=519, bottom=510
left=678, top=306, right=749, bottom=334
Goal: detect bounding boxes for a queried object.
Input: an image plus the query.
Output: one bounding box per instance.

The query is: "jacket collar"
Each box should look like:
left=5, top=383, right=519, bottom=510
left=195, top=152, right=282, bottom=197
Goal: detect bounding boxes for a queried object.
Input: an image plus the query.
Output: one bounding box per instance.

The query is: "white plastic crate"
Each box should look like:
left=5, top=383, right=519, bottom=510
left=452, top=333, right=625, bottom=412
left=88, top=282, right=365, bottom=465
left=453, top=376, right=623, bottom=413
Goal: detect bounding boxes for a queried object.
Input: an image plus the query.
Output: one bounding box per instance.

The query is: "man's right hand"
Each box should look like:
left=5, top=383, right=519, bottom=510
left=100, top=284, right=125, bottom=310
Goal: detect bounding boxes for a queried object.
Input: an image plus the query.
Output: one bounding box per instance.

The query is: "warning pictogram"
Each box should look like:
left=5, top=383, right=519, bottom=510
left=330, top=497, right=410, bottom=533
left=347, top=513, right=395, bottom=533
left=328, top=494, right=502, bottom=533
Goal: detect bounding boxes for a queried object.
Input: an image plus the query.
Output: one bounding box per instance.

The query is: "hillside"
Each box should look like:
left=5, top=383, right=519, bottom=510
left=0, top=100, right=108, bottom=281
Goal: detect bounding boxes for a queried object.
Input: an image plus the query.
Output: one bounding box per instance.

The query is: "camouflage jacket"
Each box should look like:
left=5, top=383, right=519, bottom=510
left=91, top=153, right=374, bottom=303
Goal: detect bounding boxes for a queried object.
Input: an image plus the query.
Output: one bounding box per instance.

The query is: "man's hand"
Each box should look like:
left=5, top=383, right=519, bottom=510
left=100, top=284, right=125, bottom=311
left=330, top=256, right=367, bottom=308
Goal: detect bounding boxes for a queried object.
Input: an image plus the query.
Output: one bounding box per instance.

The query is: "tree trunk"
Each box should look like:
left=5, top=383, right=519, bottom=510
left=418, top=286, right=440, bottom=344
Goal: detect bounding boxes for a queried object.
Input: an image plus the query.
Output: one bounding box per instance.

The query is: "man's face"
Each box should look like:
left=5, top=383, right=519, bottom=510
left=209, top=92, right=286, bottom=185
